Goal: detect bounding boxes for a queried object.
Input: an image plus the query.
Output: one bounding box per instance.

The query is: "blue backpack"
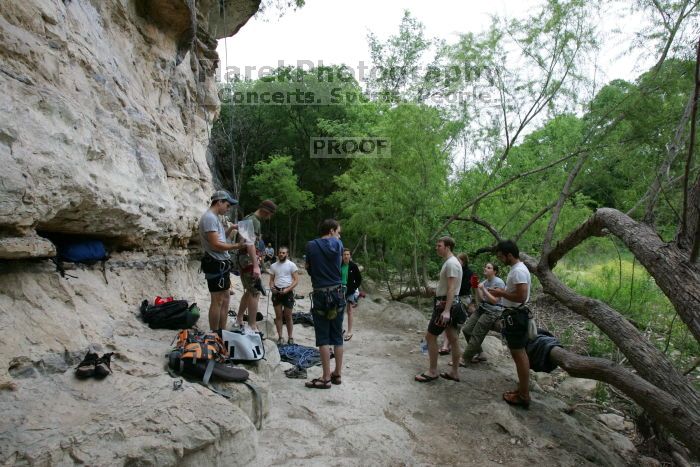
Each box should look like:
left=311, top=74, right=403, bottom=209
left=49, top=236, right=110, bottom=280
left=56, top=239, right=108, bottom=264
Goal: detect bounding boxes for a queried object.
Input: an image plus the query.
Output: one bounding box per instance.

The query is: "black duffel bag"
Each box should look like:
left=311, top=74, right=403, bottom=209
left=140, top=300, right=200, bottom=330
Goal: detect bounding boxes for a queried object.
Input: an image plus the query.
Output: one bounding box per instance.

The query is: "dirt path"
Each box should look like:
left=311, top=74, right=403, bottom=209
left=251, top=273, right=634, bottom=466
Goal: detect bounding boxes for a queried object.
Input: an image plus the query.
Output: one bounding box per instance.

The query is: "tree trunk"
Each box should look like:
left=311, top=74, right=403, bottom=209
left=547, top=208, right=700, bottom=346
left=549, top=347, right=700, bottom=458
left=533, top=263, right=700, bottom=414
left=411, top=246, right=421, bottom=292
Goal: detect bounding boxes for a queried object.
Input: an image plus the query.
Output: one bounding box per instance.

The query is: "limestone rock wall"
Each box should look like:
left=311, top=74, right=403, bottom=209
left=0, top=0, right=259, bottom=254
left=0, top=253, right=277, bottom=465
left=0, top=0, right=268, bottom=464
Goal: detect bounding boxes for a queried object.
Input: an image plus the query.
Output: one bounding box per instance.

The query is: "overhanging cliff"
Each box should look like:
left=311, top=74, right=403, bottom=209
left=0, top=0, right=259, bottom=256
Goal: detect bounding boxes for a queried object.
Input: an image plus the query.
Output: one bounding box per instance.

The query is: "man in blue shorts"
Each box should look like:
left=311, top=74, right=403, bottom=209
left=304, top=219, right=345, bottom=389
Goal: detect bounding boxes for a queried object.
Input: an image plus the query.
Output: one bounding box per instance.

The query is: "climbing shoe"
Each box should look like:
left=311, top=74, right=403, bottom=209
left=94, top=353, right=113, bottom=379
left=75, top=351, right=99, bottom=379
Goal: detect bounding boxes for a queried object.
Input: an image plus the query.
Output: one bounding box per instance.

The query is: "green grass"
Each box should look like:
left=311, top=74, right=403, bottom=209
left=556, top=239, right=699, bottom=369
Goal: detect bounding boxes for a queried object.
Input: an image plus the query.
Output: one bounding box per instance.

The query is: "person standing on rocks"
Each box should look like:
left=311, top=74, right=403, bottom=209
left=235, top=200, right=277, bottom=333
left=488, top=240, right=532, bottom=408
left=269, top=246, right=299, bottom=345
left=415, top=236, right=464, bottom=383
left=341, top=248, right=362, bottom=341
left=439, top=252, right=475, bottom=355
left=198, top=190, right=242, bottom=332
left=304, top=219, right=345, bottom=389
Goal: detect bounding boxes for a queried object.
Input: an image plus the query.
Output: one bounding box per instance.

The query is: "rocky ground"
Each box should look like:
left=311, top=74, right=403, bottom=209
left=0, top=256, right=661, bottom=466
left=249, top=270, right=643, bottom=467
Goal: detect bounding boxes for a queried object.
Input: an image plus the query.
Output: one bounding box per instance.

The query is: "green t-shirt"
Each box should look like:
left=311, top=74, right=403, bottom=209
left=341, top=263, right=349, bottom=285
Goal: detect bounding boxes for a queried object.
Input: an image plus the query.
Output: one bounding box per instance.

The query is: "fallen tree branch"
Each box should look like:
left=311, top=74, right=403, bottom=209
left=533, top=262, right=700, bottom=417
left=549, top=347, right=700, bottom=458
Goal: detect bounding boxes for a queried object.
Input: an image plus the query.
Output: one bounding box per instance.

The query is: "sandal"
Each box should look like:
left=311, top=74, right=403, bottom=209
left=439, top=372, right=460, bottom=382
left=287, top=338, right=295, bottom=345
left=305, top=378, right=331, bottom=389
left=438, top=348, right=450, bottom=356
left=503, top=391, right=530, bottom=409
left=343, top=333, right=353, bottom=342
left=330, top=373, right=342, bottom=385
left=414, top=372, right=439, bottom=383
left=277, top=337, right=284, bottom=346
left=470, top=355, right=487, bottom=363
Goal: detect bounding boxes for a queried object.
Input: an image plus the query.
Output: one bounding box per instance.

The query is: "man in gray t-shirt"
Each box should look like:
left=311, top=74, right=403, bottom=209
left=199, top=210, right=231, bottom=261
left=415, top=236, right=464, bottom=384
left=199, top=190, right=242, bottom=332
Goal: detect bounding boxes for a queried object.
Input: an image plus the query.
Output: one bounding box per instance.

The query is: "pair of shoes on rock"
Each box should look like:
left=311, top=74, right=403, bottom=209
left=75, top=351, right=113, bottom=379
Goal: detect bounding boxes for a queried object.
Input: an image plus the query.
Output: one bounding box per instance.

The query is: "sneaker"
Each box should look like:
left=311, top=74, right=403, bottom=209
left=94, top=353, right=113, bottom=379
left=75, top=351, right=99, bottom=379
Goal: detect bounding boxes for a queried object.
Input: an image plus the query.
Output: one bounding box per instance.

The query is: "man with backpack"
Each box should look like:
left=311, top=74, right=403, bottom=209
left=198, top=190, right=243, bottom=332
left=234, top=200, right=277, bottom=333
left=304, top=219, right=345, bottom=389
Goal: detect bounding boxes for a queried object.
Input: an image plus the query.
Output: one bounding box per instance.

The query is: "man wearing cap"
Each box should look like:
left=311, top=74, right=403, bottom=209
left=235, top=200, right=277, bottom=332
left=198, top=190, right=242, bottom=332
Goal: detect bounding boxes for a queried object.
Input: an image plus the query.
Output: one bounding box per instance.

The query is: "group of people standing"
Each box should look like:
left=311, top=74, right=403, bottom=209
left=416, top=236, right=533, bottom=409
left=198, top=191, right=361, bottom=390
left=199, top=190, right=531, bottom=404
left=198, top=190, right=277, bottom=334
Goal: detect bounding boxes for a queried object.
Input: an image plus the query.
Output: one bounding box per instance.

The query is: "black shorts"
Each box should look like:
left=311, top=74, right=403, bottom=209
left=272, top=290, right=295, bottom=308
left=501, top=307, right=530, bottom=350
left=207, top=272, right=231, bottom=292
left=427, top=304, right=463, bottom=336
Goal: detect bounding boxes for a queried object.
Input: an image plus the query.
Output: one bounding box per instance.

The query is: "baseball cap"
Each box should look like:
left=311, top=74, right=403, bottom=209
left=211, top=190, right=238, bottom=205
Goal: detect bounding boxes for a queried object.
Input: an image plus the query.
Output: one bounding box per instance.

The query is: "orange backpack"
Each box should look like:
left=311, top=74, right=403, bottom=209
left=172, top=329, right=228, bottom=384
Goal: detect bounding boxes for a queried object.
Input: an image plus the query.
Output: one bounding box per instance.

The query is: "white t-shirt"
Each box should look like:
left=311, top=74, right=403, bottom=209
left=270, top=260, right=298, bottom=288
left=436, top=256, right=463, bottom=297
left=502, top=261, right=531, bottom=308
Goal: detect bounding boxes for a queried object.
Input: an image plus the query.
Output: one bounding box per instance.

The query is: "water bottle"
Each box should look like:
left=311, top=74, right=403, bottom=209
left=419, top=339, right=428, bottom=355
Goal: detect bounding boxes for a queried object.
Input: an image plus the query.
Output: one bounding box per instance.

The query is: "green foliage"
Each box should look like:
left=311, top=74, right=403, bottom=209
left=248, top=155, right=314, bottom=215
left=333, top=103, right=459, bottom=286
left=557, top=240, right=699, bottom=366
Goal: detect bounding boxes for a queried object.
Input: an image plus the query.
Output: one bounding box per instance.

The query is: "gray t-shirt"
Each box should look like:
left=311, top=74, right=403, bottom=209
left=482, top=276, right=506, bottom=305
left=198, top=210, right=229, bottom=261
left=502, top=261, right=531, bottom=307
left=436, top=256, right=463, bottom=297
